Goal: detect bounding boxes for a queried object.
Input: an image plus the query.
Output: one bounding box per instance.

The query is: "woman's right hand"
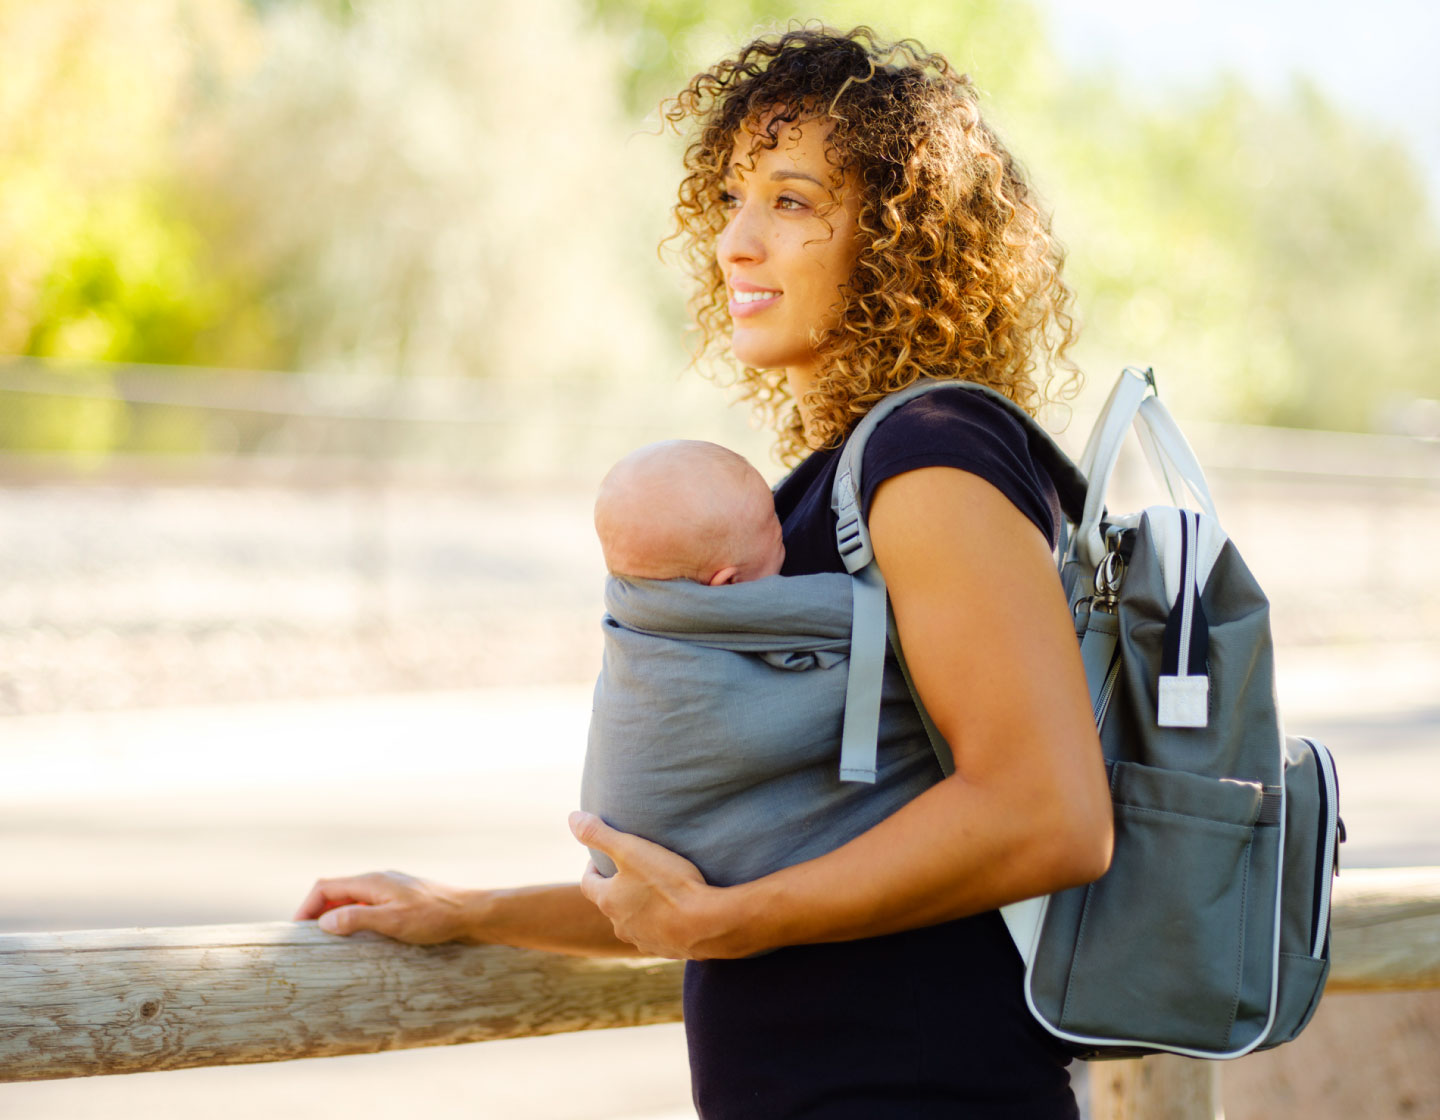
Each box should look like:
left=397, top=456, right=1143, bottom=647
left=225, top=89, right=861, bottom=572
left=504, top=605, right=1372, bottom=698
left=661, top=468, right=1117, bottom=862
left=294, top=871, right=478, bottom=943
left=572, top=811, right=736, bottom=959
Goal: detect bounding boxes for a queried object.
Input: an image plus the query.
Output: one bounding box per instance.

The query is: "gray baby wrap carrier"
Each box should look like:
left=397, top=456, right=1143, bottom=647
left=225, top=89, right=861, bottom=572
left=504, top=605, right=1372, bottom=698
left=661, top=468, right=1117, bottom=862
left=580, top=572, right=941, bottom=887
left=580, top=380, right=1087, bottom=889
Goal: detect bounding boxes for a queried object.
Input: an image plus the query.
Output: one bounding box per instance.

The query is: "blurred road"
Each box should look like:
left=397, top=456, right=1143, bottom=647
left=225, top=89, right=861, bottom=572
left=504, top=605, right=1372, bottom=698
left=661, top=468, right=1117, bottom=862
left=2, top=641, right=1437, bottom=1117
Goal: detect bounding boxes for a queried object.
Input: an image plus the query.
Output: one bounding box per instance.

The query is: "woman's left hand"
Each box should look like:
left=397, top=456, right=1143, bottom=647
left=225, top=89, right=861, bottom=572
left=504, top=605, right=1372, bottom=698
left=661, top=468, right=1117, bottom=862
left=570, top=811, right=735, bottom=960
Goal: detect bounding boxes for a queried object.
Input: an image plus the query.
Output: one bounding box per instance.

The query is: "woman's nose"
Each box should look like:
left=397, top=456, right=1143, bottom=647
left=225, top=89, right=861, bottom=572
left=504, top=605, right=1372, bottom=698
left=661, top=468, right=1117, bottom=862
left=717, top=201, right=765, bottom=266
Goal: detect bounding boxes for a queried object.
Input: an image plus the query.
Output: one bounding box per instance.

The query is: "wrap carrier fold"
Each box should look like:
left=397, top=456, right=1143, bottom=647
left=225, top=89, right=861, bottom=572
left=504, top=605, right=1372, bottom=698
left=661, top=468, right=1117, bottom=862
left=580, top=573, right=942, bottom=887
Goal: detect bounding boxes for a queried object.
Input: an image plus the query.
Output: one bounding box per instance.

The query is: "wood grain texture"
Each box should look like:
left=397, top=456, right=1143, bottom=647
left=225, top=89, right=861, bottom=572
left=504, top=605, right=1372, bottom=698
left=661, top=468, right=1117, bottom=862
left=0, top=923, right=682, bottom=1083
left=1327, top=866, right=1440, bottom=991
left=1, top=867, right=1435, bottom=1088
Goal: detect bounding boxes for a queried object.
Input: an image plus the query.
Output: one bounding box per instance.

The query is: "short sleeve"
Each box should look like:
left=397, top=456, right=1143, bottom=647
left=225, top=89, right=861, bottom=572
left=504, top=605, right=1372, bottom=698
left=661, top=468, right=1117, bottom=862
left=858, top=390, right=1060, bottom=547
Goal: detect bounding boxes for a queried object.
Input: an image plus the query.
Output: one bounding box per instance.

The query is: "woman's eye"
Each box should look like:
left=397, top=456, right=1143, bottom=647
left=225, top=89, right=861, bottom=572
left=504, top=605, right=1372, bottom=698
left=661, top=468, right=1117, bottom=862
left=777, top=195, right=806, bottom=211
left=719, top=190, right=740, bottom=209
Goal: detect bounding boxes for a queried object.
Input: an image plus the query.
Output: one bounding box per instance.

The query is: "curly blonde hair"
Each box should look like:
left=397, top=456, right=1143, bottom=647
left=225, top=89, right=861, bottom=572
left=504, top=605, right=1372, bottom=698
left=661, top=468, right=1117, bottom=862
left=665, top=26, right=1079, bottom=462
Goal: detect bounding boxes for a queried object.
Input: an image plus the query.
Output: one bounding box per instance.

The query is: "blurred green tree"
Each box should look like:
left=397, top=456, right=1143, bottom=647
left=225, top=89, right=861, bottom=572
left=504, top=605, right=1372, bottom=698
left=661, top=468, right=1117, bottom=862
left=1047, top=74, right=1440, bottom=428
left=0, top=0, right=270, bottom=454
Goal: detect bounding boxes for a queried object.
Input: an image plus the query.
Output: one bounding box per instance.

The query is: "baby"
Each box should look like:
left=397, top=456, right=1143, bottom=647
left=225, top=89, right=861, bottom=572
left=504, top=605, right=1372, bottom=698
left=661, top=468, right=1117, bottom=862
left=593, top=439, right=784, bottom=585
left=582, top=439, right=938, bottom=888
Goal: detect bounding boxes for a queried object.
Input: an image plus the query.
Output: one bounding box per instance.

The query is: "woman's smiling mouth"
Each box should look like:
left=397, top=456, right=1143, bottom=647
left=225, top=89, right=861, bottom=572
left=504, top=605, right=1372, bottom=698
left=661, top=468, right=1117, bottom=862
left=729, top=286, right=781, bottom=316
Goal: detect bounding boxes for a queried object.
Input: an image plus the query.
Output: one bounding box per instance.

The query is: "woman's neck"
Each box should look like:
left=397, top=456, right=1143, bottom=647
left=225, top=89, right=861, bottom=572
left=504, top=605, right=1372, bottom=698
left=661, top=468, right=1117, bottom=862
left=785, top=364, right=821, bottom=447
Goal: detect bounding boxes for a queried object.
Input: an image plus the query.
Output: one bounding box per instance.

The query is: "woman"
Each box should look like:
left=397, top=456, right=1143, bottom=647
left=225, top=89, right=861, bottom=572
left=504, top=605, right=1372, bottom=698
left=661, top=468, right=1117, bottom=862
left=296, top=26, right=1112, bottom=1118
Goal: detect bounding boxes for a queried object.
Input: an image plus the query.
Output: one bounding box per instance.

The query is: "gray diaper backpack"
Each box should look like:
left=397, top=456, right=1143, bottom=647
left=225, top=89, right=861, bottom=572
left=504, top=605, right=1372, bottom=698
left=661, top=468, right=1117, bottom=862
left=833, top=368, right=1342, bottom=1059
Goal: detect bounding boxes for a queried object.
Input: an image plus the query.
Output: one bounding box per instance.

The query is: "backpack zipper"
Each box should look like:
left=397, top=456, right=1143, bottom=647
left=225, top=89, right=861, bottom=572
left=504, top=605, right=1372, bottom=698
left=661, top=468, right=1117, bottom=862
left=1301, top=736, right=1340, bottom=957
left=1093, top=649, right=1121, bottom=729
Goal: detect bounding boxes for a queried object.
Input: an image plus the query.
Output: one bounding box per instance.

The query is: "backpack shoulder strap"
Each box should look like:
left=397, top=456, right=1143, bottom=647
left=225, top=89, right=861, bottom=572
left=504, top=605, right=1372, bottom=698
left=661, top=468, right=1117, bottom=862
left=828, top=379, right=1086, bottom=784
left=832, top=379, right=1087, bottom=575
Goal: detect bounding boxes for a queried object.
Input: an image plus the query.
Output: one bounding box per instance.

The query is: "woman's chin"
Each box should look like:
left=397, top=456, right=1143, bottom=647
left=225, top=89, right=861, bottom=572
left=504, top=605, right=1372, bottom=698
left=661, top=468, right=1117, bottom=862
left=728, top=343, right=774, bottom=370
left=729, top=347, right=809, bottom=380
left=728, top=330, right=794, bottom=371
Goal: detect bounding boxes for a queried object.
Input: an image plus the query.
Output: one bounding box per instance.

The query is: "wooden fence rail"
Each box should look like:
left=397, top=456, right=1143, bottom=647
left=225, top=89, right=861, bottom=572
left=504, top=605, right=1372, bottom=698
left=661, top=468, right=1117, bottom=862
left=0, top=925, right=682, bottom=1083
left=3, top=867, right=1438, bottom=1116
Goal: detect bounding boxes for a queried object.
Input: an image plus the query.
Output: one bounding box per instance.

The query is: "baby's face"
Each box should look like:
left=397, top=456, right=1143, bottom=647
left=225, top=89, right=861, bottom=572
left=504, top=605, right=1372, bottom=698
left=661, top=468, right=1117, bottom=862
left=722, top=486, right=785, bottom=583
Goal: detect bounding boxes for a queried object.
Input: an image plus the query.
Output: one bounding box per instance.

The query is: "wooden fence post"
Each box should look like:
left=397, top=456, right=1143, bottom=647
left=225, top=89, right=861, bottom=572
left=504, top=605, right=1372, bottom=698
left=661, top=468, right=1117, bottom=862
left=1090, top=1056, right=1221, bottom=1120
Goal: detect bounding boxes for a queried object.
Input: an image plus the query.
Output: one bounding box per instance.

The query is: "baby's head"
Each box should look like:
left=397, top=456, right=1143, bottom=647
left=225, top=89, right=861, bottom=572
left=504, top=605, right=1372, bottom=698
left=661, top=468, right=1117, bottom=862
left=595, top=440, right=784, bottom=585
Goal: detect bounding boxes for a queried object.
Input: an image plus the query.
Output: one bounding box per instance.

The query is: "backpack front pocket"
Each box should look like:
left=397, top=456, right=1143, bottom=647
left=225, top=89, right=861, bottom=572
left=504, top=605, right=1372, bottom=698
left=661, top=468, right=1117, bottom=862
left=1054, top=760, right=1265, bottom=1052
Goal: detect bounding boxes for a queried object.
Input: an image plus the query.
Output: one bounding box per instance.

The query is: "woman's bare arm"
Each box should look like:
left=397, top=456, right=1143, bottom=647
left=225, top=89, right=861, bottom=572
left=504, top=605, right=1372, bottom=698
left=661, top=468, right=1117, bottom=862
left=576, top=466, right=1113, bottom=959
left=294, top=871, right=643, bottom=957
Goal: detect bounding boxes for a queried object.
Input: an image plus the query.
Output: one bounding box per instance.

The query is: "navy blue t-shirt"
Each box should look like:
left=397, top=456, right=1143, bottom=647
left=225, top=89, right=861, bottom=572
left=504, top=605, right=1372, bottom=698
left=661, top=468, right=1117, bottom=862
left=775, top=389, right=1061, bottom=574
left=683, top=388, right=1078, bottom=1119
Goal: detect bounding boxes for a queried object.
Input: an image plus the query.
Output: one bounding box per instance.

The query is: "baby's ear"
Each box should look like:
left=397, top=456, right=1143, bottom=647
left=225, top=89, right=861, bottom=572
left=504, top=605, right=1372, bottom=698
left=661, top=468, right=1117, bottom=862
left=707, top=566, right=740, bottom=587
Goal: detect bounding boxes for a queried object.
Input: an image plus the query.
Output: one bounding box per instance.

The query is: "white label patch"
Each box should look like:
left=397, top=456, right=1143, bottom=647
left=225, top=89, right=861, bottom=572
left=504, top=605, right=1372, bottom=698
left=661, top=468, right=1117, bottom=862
left=1158, top=675, right=1209, bottom=728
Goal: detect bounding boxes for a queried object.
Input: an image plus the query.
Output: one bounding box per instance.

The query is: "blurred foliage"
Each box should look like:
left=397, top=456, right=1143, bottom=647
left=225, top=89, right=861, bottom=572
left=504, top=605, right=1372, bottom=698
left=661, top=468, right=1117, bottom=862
left=1042, top=74, right=1440, bottom=428
left=0, top=0, right=270, bottom=454
left=0, top=2, right=269, bottom=362
left=585, top=0, right=1056, bottom=120
left=180, top=0, right=678, bottom=385
left=0, top=0, right=1437, bottom=456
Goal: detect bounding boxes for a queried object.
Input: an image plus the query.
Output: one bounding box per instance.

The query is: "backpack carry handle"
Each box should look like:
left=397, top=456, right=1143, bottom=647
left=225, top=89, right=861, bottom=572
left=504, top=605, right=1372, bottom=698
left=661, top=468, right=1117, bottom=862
left=1136, top=395, right=1217, bottom=517
left=1074, top=368, right=1217, bottom=568
left=1075, top=366, right=1149, bottom=483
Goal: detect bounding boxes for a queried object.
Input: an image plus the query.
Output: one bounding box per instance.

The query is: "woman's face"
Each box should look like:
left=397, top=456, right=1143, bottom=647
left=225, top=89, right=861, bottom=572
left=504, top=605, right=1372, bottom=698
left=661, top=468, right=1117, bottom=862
left=716, top=118, right=861, bottom=399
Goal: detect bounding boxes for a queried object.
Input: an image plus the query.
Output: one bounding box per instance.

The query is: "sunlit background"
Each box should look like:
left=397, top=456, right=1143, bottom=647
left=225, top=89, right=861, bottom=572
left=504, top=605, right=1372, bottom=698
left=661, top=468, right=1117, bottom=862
left=3, top=1, right=1437, bottom=1117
